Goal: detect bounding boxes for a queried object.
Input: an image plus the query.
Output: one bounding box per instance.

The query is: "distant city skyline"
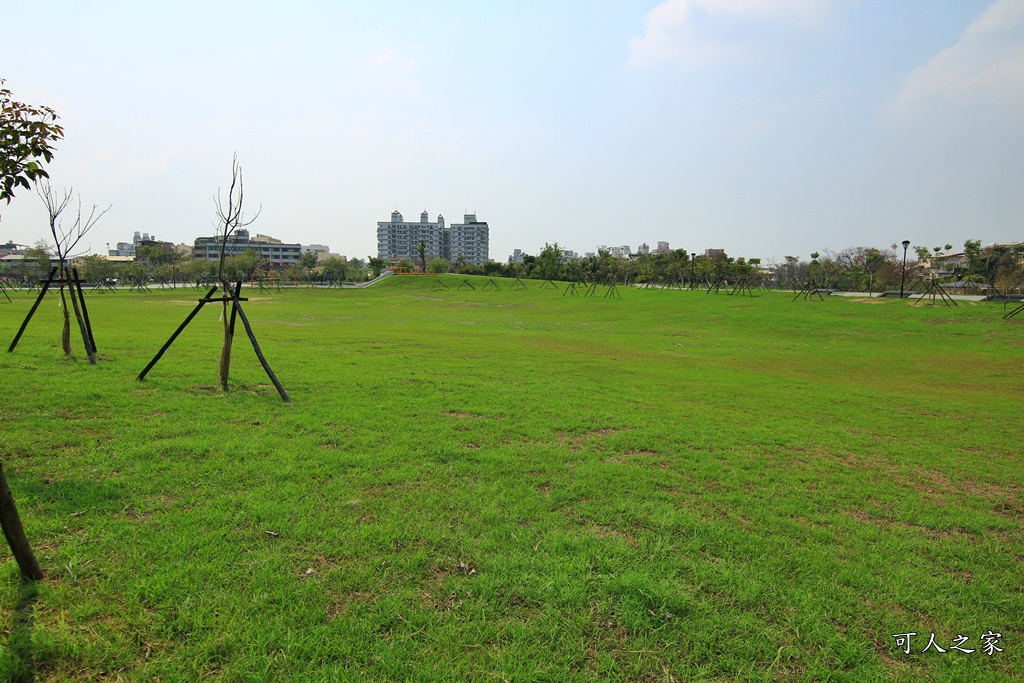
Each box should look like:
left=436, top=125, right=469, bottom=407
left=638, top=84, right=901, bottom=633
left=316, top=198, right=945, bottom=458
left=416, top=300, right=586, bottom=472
left=2, top=1, right=1020, bottom=265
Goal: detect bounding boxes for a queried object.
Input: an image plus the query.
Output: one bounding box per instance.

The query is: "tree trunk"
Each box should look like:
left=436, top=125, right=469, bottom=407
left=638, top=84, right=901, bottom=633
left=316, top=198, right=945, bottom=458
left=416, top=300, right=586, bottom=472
left=219, top=299, right=233, bottom=391
left=0, top=463, right=44, bottom=581
left=59, top=287, right=72, bottom=357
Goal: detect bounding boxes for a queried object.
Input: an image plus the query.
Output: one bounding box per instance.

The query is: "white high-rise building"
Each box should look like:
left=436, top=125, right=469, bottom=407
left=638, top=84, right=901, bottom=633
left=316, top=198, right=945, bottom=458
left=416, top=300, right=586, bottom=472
left=377, top=210, right=445, bottom=263
left=377, top=210, right=489, bottom=265
left=449, top=214, right=489, bottom=266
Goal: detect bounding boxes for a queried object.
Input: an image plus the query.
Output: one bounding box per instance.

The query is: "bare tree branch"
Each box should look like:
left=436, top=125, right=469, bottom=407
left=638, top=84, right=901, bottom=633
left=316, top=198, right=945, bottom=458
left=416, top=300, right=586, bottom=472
left=35, top=181, right=110, bottom=360
left=214, top=153, right=261, bottom=283
left=36, top=181, right=111, bottom=263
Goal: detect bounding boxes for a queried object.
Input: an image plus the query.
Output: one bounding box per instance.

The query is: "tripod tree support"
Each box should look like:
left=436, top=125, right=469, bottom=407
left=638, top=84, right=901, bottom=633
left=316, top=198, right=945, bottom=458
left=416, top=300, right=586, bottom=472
left=1003, top=302, right=1024, bottom=319
left=0, top=463, right=44, bottom=581
left=137, top=287, right=219, bottom=381
left=792, top=277, right=825, bottom=302
left=137, top=283, right=290, bottom=403
left=7, top=266, right=97, bottom=363
left=228, top=285, right=290, bottom=403
left=913, top=278, right=958, bottom=307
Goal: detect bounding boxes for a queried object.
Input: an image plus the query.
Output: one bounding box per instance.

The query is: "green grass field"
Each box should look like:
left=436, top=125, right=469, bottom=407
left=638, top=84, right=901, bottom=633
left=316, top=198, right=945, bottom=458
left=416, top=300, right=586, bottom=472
left=0, top=277, right=1021, bottom=682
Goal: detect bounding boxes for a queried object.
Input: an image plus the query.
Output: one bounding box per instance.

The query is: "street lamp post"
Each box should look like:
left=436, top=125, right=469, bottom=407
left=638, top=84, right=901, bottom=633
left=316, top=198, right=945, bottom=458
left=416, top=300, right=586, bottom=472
left=900, top=240, right=911, bottom=298
left=690, top=253, right=696, bottom=285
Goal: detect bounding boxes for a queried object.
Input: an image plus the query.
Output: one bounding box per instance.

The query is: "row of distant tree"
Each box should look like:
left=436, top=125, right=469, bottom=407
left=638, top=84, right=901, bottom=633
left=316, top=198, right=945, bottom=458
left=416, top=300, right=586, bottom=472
left=1, top=244, right=372, bottom=285
left=394, top=241, right=1024, bottom=292
left=3, top=239, right=1021, bottom=292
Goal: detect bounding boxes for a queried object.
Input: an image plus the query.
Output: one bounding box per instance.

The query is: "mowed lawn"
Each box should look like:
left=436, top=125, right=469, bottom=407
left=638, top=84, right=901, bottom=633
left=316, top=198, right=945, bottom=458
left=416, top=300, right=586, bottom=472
left=0, top=276, right=1021, bottom=682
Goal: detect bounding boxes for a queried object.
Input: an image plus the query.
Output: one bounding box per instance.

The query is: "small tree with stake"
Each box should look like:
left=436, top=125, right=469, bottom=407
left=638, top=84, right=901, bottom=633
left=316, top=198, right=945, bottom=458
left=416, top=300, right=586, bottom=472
left=7, top=182, right=109, bottom=363
left=213, top=156, right=260, bottom=391
left=138, top=155, right=289, bottom=402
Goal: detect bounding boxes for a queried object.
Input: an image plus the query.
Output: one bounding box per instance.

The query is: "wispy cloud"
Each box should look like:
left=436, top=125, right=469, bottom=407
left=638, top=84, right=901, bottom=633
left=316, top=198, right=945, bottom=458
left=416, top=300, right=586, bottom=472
left=360, top=46, right=419, bottom=97
left=891, top=0, right=1024, bottom=115
left=90, top=146, right=209, bottom=179
left=627, top=0, right=832, bottom=69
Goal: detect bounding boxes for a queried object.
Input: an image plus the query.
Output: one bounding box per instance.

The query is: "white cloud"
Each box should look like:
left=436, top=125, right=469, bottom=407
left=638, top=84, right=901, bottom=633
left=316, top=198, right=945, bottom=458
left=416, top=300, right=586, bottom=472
left=627, top=0, right=831, bottom=69
left=360, top=46, right=419, bottom=97
left=133, top=147, right=208, bottom=176
left=892, top=0, right=1024, bottom=115
left=85, top=146, right=209, bottom=179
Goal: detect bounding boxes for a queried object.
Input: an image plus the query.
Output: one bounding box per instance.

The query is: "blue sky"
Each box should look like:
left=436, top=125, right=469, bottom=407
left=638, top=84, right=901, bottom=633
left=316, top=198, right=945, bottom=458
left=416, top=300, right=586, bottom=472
left=3, top=0, right=1021, bottom=264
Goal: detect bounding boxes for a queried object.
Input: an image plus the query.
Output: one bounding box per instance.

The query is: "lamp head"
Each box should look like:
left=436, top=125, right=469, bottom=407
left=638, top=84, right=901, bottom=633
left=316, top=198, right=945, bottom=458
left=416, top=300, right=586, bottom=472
left=902, top=240, right=910, bottom=249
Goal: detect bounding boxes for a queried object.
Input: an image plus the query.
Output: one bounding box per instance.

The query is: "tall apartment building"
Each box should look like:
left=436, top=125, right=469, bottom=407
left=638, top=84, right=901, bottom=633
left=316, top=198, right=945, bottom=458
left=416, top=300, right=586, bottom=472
left=449, top=214, right=489, bottom=265
left=376, top=211, right=445, bottom=263
left=377, top=210, right=489, bottom=265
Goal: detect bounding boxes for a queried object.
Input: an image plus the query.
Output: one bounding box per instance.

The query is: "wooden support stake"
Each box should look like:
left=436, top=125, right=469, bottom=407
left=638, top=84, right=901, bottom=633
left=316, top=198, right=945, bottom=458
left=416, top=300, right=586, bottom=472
left=0, top=463, right=43, bottom=581
left=228, top=281, right=242, bottom=335
left=66, top=268, right=96, bottom=365
left=220, top=280, right=244, bottom=390
left=73, top=268, right=97, bottom=353
left=137, top=286, right=219, bottom=381
left=227, top=288, right=291, bottom=403
left=7, top=267, right=58, bottom=353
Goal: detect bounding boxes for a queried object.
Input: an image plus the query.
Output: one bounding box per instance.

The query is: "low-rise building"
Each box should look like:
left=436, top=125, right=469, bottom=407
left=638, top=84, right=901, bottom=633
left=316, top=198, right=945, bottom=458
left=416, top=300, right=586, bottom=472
left=193, top=229, right=302, bottom=264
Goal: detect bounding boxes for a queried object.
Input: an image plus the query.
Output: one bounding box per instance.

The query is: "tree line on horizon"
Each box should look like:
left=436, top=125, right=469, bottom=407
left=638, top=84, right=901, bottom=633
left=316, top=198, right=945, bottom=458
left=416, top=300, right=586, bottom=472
left=389, top=241, right=1024, bottom=293
left=4, top=238, right=1023, bottom=293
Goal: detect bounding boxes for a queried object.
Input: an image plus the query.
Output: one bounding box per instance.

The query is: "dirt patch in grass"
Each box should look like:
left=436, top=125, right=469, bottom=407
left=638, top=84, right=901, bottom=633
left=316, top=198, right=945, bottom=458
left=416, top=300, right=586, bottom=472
left=361, top=482, right=423, bottom=502
left=557, top=427, right=629, bottom=452
left=844, top=507, right=1002, bottom=542
left=891, top=468, right=1023, bottom=502
left=590, top=523, right=639, bottom=547
left=327, top=591, right=377, bottom=620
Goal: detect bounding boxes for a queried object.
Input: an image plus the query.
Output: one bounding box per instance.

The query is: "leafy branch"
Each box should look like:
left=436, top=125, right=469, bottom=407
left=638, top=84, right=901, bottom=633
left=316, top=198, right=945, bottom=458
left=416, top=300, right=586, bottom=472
left=1, top=79, right=64, bottom=214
